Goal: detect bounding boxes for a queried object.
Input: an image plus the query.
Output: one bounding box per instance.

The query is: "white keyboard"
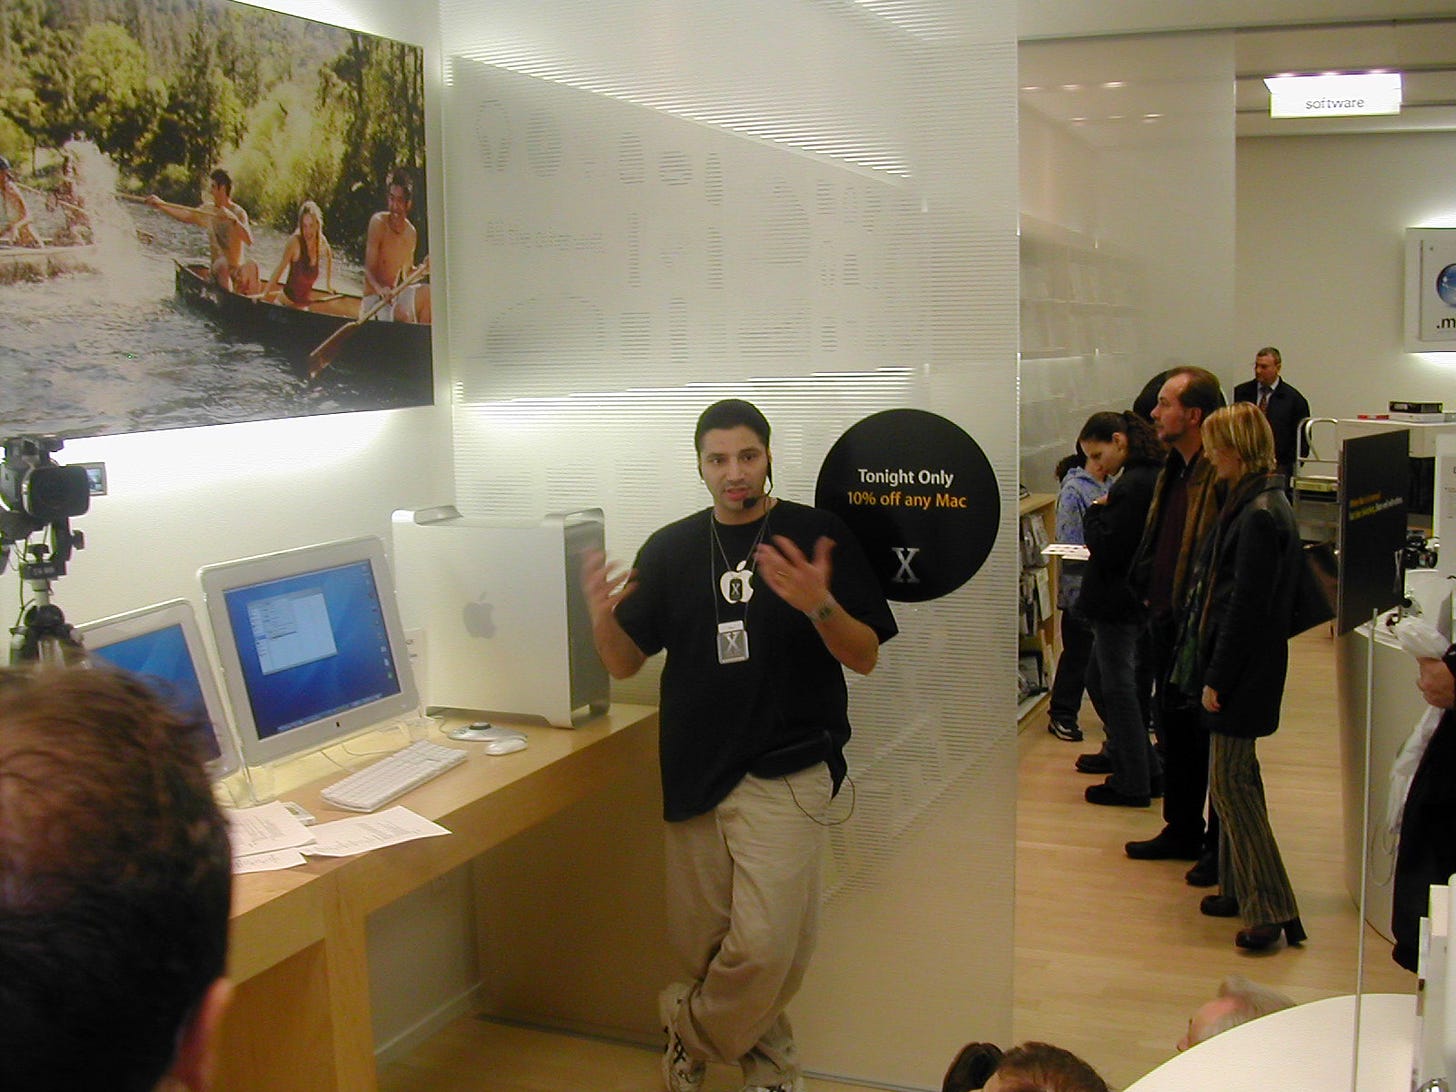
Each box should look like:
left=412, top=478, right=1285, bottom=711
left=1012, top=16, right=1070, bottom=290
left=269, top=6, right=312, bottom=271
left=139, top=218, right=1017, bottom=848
left=321, top=740, right=467, bottom=813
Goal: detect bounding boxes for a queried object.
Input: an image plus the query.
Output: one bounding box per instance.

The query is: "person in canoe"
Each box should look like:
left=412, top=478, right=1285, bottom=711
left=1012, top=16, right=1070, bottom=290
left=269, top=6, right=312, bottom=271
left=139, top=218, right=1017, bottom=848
left=262, top=199, right=335, bottom=307
left=363, top=166, right=431, bottom=324
left=147, top=168, right=260, bottom=295
left=48, top=155, right=91, bottom=246
left=0, top=156, right=43, bottom=248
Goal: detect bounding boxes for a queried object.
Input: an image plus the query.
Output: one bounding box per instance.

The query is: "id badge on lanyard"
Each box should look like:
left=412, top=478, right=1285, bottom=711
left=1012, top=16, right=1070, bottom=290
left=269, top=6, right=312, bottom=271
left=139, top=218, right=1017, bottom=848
left=717, top=619, right=749, bottom=664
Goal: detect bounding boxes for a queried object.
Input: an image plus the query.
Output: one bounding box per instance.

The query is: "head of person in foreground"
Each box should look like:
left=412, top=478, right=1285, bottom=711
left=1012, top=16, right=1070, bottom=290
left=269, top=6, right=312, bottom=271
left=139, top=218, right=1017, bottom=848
left=981, top=1041, right=1109, bottom=1092
left=0, top=666, right=234, bottom=1092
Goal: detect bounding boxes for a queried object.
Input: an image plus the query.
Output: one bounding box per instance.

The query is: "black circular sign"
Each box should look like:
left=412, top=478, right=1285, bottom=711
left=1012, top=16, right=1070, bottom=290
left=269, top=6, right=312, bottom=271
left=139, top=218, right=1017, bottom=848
left=815, top=409, right=1000, bottom=602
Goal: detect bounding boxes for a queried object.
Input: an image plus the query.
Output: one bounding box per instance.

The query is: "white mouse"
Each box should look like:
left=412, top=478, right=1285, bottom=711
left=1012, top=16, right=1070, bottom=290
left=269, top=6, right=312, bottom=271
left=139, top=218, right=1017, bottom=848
left=448, top=722, right=525, bottom=744
left=483, top=736, right=528, bottom=755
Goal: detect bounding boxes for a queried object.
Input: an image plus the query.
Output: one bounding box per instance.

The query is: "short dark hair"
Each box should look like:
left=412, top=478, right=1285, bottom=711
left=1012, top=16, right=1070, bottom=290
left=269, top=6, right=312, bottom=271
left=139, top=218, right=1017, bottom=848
left=1165, top=366, right=1224, bottom=421
left=1255, top=346, right=1281, bottom=366
left=209, top=168, right=232, bottom=193
left=388, top=166, right=414, bottom=203
left=0, top=667, right=232, bottom=1092
left=1053, top=447, right=1087, bottom=482
left=990, top=1042, right=1108, bottom=1092
left=1132, top=369, right=1174, bottom=423
left=694, top=398, right=771, bottom=453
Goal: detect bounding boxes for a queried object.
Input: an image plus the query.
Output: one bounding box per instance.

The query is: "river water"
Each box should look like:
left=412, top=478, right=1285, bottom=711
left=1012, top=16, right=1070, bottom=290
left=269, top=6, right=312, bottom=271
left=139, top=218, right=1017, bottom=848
left=0, top=157, right=432, bottom=440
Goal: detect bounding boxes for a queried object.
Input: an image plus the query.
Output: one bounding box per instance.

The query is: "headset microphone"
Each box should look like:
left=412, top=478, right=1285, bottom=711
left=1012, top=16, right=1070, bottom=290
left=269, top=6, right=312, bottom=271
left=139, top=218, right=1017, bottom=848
left=742, top=494, right=759, bottom=509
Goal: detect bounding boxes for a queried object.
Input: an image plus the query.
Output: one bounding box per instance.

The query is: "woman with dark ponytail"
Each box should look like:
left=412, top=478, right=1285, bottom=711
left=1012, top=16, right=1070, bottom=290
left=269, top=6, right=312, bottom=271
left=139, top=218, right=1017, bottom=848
left=1076, top=411, right=1165, bottom=807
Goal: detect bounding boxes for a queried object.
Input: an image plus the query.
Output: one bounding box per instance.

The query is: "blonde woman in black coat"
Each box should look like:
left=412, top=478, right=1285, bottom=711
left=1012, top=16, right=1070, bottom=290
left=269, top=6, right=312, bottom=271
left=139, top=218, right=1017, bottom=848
left=1195, top=402, right=1306, bottom=951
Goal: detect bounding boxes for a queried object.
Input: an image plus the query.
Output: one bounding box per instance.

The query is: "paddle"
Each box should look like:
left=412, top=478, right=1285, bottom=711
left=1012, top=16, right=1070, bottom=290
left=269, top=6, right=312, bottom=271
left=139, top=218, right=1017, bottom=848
left=15, top=180, right=87, bottom=217
left=117, top=193, right=222, bottom=217
left=308, top=259, right=429, bottom=378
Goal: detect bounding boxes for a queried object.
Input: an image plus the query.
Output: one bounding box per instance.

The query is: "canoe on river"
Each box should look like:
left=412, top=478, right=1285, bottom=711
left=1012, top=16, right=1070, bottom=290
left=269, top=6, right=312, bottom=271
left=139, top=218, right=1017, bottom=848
left=172, top=261, right=432, bottom=378
left=0, top=243, right=97, bottom=285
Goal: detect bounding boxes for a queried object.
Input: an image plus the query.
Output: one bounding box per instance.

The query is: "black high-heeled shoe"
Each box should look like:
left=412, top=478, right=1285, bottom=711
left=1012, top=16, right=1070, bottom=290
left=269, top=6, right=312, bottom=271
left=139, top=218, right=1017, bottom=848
left=1235, top=918, right=1307, bottom=950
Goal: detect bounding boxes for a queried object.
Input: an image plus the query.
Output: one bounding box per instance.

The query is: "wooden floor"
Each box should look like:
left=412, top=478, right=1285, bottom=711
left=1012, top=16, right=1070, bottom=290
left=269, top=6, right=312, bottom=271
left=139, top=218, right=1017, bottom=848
left=379, top=629, right=1414, bottom=1092
left=1011, top=626, right=1411, bottom=1088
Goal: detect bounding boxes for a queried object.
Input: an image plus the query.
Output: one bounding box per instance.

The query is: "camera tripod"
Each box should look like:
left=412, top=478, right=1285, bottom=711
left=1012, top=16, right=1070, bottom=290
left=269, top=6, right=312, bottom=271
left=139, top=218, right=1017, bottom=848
left=6, top=536, right=84, bottom=667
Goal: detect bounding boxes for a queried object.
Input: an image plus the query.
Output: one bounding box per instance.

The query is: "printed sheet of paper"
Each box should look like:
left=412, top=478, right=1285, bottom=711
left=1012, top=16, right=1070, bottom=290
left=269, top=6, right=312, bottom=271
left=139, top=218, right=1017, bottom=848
left=302, top=806, right=451, bottom=857
left=233, top=848, right=309, bottom=873
left=227, top=801, right=315, bottom=856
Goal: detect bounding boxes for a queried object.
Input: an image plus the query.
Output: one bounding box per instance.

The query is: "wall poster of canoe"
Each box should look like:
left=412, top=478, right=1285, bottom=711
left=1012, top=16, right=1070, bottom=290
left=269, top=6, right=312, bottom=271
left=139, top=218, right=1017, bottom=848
left=0, top=1, right=434, bottom=439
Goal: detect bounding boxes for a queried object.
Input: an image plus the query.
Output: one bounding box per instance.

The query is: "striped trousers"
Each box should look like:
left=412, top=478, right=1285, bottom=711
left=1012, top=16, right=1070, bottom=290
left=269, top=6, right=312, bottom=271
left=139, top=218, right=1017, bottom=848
left=1208, top=733, right=1299, bottom=927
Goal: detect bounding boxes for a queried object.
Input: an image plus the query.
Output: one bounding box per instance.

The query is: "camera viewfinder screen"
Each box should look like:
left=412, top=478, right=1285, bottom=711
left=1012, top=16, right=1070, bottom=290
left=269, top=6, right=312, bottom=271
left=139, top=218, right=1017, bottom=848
left=222, top=559, right=401, bottom=740
left=87, top=623, right=223, bottom=763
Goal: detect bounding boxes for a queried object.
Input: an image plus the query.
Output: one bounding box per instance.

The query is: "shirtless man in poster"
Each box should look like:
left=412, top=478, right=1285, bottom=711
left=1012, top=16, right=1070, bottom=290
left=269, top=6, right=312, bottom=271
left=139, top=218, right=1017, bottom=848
left=363, top=167, right=431, bottom=324
left=148, top=168, right=260, bottom=294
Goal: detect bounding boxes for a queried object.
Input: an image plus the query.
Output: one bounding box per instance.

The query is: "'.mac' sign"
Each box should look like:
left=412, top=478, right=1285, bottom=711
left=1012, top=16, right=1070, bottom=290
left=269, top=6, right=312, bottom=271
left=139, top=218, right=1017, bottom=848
left=815, top=409, right=999, bottom=602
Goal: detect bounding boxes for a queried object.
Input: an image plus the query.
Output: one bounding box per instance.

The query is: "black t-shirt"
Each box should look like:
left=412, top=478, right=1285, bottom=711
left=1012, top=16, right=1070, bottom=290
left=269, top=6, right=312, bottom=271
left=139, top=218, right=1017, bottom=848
left=615, top=499, right=898, bottom=821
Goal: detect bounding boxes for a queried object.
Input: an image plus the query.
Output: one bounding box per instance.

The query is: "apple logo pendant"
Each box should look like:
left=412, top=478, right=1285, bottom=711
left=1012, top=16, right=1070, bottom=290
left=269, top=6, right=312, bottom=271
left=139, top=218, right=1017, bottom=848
left=719, top=561, right=755, bottom=604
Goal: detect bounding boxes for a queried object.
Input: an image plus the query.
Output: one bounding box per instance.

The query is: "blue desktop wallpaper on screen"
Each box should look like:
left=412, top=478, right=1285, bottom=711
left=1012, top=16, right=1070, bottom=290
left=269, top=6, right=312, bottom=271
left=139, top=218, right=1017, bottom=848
left=88, top=623, right=222, bottom=761
left=224, top=560, right=401, bottom=739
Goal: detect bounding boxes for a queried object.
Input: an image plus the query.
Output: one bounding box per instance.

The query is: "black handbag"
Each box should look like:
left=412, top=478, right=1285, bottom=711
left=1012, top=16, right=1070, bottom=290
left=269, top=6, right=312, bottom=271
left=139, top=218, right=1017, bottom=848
left=1288, top=541, right=1337, bottom=636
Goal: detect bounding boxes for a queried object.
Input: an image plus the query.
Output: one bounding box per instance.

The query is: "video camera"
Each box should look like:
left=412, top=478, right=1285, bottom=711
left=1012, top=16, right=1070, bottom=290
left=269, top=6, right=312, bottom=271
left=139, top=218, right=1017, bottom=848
left=0, top=436, right=90, bottom=664
left=0, top=435, right=89, bottom=583
left=0, top=436, right=90, bottom=532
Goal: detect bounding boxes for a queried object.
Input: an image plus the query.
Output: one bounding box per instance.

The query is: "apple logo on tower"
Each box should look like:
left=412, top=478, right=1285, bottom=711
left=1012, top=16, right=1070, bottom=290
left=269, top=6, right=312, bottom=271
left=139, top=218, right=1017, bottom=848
left=462, top=593, right=497, bottom=638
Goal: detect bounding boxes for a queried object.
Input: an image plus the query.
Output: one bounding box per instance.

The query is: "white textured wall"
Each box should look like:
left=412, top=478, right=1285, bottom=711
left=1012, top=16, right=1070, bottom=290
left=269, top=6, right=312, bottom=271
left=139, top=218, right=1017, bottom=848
left=1237, top=131, right=1456, bottom=419
left=1018, top=33, right=1236, bottom=492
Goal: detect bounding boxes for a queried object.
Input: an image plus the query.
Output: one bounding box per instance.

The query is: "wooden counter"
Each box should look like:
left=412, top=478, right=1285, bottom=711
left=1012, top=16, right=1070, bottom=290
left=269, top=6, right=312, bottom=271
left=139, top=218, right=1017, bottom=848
left=214, top=704, right=659, bottom=1092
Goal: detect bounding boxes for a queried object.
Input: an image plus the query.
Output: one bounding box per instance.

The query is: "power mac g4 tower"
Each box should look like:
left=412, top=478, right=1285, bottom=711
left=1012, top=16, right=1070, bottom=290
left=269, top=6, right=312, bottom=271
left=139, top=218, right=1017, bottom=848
left=391, top=507, right=609, bottom=727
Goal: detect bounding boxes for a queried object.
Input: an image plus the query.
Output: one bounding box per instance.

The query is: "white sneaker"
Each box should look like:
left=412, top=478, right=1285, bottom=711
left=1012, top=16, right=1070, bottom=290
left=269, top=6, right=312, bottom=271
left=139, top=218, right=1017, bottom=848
left=741, top=1082, right=805, bottom=1092
left=658, top=984, right=706, bottom=1092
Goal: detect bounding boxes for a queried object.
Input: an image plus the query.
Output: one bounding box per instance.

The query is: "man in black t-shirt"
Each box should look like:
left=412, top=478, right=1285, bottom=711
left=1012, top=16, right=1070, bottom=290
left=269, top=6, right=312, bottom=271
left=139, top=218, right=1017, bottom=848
left=583, top=399, right=896, bottom=1092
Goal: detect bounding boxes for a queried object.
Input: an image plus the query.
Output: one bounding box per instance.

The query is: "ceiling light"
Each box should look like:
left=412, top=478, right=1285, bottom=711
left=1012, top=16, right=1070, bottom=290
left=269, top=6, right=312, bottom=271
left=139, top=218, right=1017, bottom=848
left=1263, top=72, right=1402, bottom=118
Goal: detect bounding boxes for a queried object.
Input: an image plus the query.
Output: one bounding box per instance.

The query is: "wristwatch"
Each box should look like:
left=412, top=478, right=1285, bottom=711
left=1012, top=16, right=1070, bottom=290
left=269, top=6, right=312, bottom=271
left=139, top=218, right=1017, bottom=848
left=806, top=599, right=836, bottom=623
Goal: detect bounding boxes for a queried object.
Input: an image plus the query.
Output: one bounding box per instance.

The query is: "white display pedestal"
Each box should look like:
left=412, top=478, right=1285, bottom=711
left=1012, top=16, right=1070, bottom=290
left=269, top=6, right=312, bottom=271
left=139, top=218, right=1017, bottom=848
left=1336, top=622, right=1435, bottom=941
left=1125, top=993, right=1414, bottom=1092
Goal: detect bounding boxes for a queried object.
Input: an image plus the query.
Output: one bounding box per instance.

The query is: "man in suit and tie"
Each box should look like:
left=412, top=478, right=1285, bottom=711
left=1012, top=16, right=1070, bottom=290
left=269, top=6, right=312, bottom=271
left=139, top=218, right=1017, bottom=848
left=1233, top=347, right=1311, bottom=481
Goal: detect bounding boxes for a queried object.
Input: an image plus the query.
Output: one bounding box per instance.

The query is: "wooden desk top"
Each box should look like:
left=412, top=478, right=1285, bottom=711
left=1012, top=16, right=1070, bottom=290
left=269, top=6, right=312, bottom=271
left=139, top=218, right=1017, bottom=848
left=226, top=704, right=658, bottom=983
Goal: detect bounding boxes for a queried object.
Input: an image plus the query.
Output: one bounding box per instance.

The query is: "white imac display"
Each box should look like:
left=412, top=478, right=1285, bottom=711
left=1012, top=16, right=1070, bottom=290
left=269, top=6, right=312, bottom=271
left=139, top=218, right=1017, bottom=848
left=77, top=599, right=242, bottom=781
left=199, top=536, right=419, bottom=768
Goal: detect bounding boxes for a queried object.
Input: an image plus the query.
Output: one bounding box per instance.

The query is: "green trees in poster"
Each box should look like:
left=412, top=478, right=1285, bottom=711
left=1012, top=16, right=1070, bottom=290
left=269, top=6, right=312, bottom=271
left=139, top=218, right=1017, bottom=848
left=0, top=0, right=426, bottom=258
left=72, top=22, right=167, bottom=169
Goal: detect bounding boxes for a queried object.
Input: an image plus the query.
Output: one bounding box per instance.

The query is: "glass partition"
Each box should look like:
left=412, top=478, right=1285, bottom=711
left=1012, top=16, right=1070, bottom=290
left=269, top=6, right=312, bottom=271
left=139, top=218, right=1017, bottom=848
left=1020, top=31, right=1419, bottom=1091
left=439, top=1, right=1021, bottom=1087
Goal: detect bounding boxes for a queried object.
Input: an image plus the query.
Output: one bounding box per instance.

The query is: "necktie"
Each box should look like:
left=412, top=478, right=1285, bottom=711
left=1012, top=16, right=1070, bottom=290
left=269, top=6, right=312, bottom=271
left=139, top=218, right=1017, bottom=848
left=1257, top=386, right=1270, bottom=413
